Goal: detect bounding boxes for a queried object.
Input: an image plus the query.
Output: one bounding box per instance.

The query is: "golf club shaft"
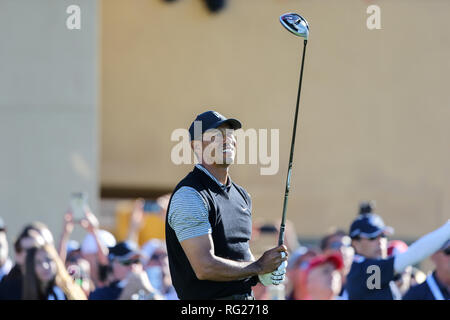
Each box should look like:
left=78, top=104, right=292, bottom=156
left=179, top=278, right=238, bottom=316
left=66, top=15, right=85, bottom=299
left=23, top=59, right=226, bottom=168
left=278, top=39, right=308, bottom=246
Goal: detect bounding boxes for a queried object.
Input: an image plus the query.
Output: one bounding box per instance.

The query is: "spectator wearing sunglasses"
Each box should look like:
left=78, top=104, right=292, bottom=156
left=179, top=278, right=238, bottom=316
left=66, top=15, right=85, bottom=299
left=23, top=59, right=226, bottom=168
left=0, top=222, right=55, bottom=300
left=346, top=201, right=450, bottom=300
left=89, top=241, right=160, bottom=300
left=403, top=240, right=450, bottom=300
left=22, top=243, right=87, bottom=300
left=141, top=239, right=177, bottom=299
left=320, top=228, right=354, bottom=299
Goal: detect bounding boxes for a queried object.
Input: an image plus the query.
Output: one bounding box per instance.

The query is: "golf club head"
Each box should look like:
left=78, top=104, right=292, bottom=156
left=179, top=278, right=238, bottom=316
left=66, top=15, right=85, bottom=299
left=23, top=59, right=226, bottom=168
left=280, top=13, right=309, bottom=39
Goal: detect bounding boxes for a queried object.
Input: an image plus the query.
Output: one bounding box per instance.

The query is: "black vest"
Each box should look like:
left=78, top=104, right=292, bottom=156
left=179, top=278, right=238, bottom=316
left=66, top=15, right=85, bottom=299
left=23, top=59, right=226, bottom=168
left=165, top=166, right=258, bottom=299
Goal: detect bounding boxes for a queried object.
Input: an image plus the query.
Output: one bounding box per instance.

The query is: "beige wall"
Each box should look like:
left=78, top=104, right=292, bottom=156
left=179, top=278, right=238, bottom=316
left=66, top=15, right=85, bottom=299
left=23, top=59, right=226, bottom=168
left=101, top=0, right=450, bottom=240
left=0, top=0, right=99, bottom=247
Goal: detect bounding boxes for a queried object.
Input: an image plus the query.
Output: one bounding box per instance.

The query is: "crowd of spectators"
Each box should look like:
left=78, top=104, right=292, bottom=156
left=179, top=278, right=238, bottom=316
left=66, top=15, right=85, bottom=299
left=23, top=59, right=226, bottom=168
left=0, top=199, right=448, bottom=300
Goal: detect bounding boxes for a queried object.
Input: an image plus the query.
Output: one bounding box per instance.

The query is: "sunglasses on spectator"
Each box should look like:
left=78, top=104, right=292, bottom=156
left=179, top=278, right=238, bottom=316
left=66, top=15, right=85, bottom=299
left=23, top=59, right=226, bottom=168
left=328, top=241, right=351, bottom=250
left=120, top=259, right=140, bottom=266
left=444, top=247, right=450, bottom=256
left=370, top=234, right=387, bottom=241
left=150, top=253, right=167, bottom=261
left=358, top=234, right=387, bottom=241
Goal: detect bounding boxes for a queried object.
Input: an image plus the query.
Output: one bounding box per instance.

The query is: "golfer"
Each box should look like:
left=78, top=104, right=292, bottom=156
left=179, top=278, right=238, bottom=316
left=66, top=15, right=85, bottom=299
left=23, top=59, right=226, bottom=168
left=165, top=110, right=288, bottom=300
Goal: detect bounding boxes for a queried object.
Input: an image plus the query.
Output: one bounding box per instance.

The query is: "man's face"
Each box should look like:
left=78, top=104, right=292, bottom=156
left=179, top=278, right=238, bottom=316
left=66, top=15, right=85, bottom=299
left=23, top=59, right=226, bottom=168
left=112, top=258, right=142, bottom=281
left=432, top=248, right=450, bottom=277
left=352, top=234, right=388, bottom=259
left=193, top=124, right=237, bottom=167
left=323, top=235, right=354, bottom=275
left=145, top=249, right=168, bottom=268
left=307, top=262, right=342, bottom=299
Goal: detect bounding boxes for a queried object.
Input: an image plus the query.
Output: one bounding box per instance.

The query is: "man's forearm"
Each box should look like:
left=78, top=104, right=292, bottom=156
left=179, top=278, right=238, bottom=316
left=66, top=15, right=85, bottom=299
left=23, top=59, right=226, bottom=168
left=195, top=255, right=262, bottom=282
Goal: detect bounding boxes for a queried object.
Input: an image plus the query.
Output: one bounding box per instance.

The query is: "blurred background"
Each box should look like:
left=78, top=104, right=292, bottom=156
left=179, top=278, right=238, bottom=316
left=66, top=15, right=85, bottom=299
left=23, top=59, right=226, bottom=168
left=1, top=0, right=449, bottom=273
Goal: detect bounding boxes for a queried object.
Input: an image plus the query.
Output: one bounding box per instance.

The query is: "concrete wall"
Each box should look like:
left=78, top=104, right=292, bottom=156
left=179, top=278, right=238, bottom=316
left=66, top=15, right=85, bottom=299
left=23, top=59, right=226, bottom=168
left=0, top=0, right=99, bottom=249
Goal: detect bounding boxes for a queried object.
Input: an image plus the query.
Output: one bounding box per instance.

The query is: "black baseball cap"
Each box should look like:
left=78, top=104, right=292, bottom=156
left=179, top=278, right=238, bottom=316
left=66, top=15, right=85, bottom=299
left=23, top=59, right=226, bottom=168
left=108, top=241, right=141, bottom=263
left=188, top=110, right=242, bottom=141
left=349, top=213, right=394, bottom=239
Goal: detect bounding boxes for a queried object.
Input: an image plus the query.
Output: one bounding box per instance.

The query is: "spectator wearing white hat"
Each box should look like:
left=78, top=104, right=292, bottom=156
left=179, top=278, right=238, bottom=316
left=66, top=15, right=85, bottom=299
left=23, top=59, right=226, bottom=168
left=79, top=210, right=116, bottom=289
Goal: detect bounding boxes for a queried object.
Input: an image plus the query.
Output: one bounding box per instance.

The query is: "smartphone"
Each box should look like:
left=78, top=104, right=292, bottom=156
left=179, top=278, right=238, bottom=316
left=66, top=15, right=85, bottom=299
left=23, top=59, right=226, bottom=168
left=70, top=192, right=88, bottom=221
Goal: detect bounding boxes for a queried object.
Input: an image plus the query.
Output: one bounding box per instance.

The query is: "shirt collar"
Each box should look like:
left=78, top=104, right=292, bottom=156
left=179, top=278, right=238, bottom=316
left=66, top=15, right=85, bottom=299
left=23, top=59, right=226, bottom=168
left=195, top=164, right=231, bottom=191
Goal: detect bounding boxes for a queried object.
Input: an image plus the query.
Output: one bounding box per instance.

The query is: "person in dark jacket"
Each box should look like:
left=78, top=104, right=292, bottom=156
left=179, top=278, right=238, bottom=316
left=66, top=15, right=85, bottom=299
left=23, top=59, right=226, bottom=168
left=346, top=202, right=450, bottom=300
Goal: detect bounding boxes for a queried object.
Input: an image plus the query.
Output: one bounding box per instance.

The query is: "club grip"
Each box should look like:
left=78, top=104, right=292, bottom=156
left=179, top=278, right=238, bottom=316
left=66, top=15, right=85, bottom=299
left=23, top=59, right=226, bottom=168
left=278, top=225, right=285, bottom=246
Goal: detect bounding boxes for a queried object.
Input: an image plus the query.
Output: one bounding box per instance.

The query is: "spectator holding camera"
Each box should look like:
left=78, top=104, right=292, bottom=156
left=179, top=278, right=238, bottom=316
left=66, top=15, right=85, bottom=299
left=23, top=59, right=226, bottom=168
left=79, top=211, right=116, bottom=288
left=22, top=242, right=86, bottom=300
left=59, top=194, right=115, bottom=289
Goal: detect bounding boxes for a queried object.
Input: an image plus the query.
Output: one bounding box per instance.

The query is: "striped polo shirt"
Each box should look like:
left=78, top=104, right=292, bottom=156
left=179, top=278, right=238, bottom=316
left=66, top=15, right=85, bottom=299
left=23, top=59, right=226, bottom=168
left=167, top=164, right=229, bottom=242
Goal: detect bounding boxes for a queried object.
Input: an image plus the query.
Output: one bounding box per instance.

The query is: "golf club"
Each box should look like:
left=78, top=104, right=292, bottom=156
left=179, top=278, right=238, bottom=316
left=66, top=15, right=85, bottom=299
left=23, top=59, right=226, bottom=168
left=278, top=13, right=309, bottom=246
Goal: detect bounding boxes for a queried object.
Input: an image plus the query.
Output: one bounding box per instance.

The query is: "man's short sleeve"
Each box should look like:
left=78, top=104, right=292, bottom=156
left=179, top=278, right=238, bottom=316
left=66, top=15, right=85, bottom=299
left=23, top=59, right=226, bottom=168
left=167, top=186, right=212, bottom=242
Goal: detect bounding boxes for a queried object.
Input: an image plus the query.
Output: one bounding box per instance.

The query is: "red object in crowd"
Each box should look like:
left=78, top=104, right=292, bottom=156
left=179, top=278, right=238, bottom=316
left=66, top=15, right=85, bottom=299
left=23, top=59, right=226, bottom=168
left=305, top=253, right=344, bottom=273
left=387, top=240, right=409, bottom=256
left=292, top=252, right=343, bottom=300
